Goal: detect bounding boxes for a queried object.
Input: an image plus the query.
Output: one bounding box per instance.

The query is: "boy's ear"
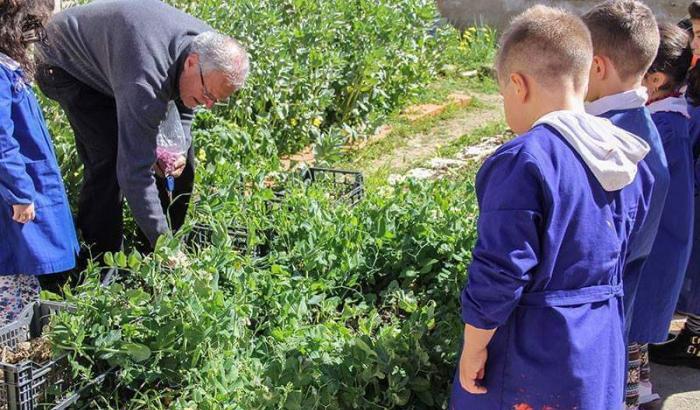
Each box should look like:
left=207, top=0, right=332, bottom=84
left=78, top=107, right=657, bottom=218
left=647, top=72, right=667, bottom=91
left=510, top=72, right=529, bottom=103
left=591, top=55, right=607, bottom=80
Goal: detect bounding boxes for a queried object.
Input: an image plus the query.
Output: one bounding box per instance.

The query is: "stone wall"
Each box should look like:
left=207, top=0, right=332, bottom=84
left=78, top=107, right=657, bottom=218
left=436, top=0, right=690, bottom=30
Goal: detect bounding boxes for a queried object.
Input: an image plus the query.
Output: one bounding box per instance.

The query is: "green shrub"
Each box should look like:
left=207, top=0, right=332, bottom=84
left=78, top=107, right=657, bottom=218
left=50, top=176, right=478, bottom=409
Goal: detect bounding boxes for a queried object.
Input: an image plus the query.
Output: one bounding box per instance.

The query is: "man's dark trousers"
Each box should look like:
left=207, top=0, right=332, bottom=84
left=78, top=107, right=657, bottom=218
left=35, top=65, right=193, bottom=288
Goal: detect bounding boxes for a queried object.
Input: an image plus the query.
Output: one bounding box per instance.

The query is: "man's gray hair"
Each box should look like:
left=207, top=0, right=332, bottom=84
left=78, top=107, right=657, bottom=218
left=191, top=31, right=250, bottom=88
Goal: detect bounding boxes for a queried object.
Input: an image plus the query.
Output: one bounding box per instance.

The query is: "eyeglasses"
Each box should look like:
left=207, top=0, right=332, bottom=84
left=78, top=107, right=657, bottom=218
left=198, top=61, right=219, bottom=106
left=198, top=61, right=238, bottom=108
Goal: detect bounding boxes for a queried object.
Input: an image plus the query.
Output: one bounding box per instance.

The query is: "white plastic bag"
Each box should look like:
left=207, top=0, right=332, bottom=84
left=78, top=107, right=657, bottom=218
left=156, top=101, right=190, bottom=198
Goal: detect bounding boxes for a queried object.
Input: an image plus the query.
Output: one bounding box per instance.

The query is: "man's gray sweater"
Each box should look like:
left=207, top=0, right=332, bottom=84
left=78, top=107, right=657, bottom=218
left=37, top=0, right=211, bottom=245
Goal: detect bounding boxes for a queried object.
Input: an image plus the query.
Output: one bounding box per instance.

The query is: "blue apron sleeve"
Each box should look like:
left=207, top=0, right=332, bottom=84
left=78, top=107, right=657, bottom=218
left=0, top=69, right=36, bottom=205
left=461, top=149, right=544, bottom=329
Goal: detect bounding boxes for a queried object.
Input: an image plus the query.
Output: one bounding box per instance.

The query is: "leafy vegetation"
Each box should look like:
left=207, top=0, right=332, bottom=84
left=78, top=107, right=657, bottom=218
left=50, top=177, right=479, bottom=409
left=32, top=0, right=500, bottom=408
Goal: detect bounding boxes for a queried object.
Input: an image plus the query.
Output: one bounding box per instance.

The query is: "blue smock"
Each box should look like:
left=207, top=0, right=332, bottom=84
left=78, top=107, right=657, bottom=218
left=630, top=109, right=694, bottom=343
left=598, top=108, right=670, bottom=336
left=451, top=124, right=653, bottom=410
left=0, top=56, right=78, bottom=275
left=677, top=102, right=700, bottom=316
left=678, top=193, right=700, bottom=316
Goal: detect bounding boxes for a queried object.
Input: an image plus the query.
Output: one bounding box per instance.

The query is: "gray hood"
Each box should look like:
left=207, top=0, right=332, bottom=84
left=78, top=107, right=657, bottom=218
left=534, top=110, right=650, bottom=191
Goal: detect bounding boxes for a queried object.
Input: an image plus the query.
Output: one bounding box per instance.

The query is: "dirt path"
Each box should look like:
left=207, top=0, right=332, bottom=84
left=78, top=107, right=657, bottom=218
left=363, top=92, right=504, bottom=177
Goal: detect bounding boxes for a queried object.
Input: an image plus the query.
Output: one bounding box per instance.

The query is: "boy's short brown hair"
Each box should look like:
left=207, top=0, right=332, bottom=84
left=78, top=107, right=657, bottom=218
left=582, top=0, right=660, bottom=82
left=495, top=5, right=592, bottom=91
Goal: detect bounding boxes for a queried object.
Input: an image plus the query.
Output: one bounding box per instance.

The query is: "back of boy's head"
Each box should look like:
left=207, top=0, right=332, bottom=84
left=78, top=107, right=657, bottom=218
left=582, top=0, right=659, bottom=82
left=495, top=5, right=592, bottom=92
left=649, top=23, right=692, bottom=92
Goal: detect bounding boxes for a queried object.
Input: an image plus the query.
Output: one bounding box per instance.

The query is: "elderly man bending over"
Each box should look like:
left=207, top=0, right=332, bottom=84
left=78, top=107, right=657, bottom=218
left=36, top=0, right=249, bottom=264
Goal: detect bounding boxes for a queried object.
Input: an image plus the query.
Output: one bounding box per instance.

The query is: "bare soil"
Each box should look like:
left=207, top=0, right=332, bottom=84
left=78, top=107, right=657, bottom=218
left=365, top=92, right=503, bottom=175
left=1, top=336, right=52, bottom=365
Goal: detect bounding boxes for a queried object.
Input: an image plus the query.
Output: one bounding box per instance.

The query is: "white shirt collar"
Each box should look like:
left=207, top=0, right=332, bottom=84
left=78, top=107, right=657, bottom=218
left=585, top=88, right=649, bottom=116
left=647, top=96, right=690, bottom=118
left=0, top=52, right=20, bottom=71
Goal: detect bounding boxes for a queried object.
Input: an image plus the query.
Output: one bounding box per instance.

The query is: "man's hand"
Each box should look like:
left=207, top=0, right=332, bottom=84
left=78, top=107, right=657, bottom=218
left=12, top=203, right=35, bottom=224
left=459, top=344, right=488, bottom=394
left=154, top=155, right=186, bottom=178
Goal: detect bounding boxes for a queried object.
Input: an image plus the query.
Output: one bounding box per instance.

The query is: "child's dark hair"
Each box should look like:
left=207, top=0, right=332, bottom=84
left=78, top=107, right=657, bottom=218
left=678, top=18, right=700, bottom=105
left=0, top=0, right=54, bottom=78
left=690, top=1, right=700, bottom=20
left=685, top=3, right=700, bottom=105
left=648, top=23, right=692, bottom=93
left=678, top=17, right=693, bottom=33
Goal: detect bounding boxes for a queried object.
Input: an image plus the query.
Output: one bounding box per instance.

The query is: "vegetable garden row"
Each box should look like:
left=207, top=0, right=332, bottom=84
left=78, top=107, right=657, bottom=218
left=1, top=0, right=498, bottom=408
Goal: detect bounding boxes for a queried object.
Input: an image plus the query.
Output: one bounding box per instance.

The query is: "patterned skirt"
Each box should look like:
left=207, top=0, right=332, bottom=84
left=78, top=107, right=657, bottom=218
left=0, top=275, right=40, bottom=327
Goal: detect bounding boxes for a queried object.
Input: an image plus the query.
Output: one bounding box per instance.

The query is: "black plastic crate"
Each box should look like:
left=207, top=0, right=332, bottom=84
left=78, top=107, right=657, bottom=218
left=0, top=301, right=99, bottom=410
left=300, top=167, right=364, bottom=206
left=185, top=224, right=270, bottom=258
left=264, top=168, right=364, bottom=208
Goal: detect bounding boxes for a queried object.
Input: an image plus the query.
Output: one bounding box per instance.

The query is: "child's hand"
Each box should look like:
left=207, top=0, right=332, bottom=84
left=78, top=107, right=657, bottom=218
left=459, top=344, right=488, bottom=394
left=12, top=203, right=35, bottom=224
left=459, top=324, right=496, bottom=394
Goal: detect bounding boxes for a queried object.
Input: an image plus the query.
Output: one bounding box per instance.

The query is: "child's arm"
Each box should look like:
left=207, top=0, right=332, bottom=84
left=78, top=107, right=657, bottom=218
left=0, top=69, right=37, bottom=211
left=458, top=148, right=544, bottom=392
left=459, top=324, right=496, bottom=394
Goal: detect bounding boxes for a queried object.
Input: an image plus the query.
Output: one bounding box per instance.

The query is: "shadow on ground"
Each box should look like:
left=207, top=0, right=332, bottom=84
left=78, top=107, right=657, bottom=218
left=651, top=363, right=700, bottom=410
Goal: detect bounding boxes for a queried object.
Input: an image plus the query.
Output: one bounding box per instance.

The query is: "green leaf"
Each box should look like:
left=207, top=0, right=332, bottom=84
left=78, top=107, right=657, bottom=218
left=128, top=252, right=141, bottom=269
left=419, top=259, right=439, bottom=274
left=40, top=290, right=63, bottom=301
left=409, top=377, right=430, bottom=392
left=416, top=389, right=434, bottom=406
left=354, top=337, right=377, bottom=358
left=307, top=294, right=324, bottom=306
left=126, top=289, right=150, bottom=305
left=123, top=343, right=151, bottom=362
left=116, top=252, right=127, bottom=268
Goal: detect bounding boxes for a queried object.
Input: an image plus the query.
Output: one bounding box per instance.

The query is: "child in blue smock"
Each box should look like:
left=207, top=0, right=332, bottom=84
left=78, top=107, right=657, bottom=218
left=581, top=3, right=670, bottom=408
left=629, top=23, right=695, bottom=407
left=0, top=1, right=78, bottom=325
left=450, top=6, right=654, bottom=410
left=649, top=5, right=700, bottom=371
